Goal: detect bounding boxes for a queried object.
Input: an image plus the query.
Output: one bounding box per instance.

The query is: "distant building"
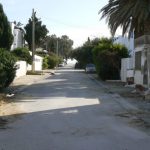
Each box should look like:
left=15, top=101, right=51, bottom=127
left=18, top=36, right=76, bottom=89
left=10, top=22, right=25, bottom=50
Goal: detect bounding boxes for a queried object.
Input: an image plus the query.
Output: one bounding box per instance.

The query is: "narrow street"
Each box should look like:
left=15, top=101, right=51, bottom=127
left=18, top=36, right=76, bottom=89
left=0, top=64, right=150, bottom=150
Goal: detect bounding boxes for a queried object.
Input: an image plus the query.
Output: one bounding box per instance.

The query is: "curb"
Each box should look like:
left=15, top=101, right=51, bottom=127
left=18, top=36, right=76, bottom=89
left=87, top=74, right=139, bottom=112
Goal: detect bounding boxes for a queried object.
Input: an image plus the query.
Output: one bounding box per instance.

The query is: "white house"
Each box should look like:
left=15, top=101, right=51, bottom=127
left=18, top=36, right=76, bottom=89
left=10, top=22, right=43, bottom=79
left=113, top=35, right=134, bottom=56
left=120, top=58, right=134, bottom=82
left=114, top=34, right=150, bottom=88
left=113, top=35, right=135, bottom=83
left=10, top=22, right=25, bottom=50
left=134, top=35, right=150, bottom=87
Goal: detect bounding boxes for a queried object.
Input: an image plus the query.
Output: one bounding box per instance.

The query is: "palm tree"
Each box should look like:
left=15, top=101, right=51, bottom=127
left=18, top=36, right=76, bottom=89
left=99, top=0, right=150, bottom=38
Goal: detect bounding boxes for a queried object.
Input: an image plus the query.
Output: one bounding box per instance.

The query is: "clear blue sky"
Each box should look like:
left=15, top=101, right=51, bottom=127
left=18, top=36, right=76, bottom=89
left=1, top=0, right=113, bottom=48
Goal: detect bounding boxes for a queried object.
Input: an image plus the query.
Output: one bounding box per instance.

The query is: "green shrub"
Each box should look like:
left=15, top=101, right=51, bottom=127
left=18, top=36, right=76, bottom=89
left=11, top=47, right=32, bottom=64
left=42, top=52, right=63, bottom=69
left=42, top=56, right=49, bottom=69
left=58, top=56, right=63, bottom=64
left=93, top=42, right=129, bottom=80
left=72, top=45, right=94, bottom=69
left=47, top=55, right=58, bottom=69
left=0, top=48, right=17, bottom=90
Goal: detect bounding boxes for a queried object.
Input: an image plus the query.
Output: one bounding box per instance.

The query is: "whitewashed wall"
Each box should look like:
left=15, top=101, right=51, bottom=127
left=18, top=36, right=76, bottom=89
left=113, top=36, right=134, bottom=56
left=127, top=70, right=134, bottom=78
left=27, top=55, right=43, bottom=71
left=134, top=70, right=143, bottom=85
left=134, top=46, right=147, bottom=86
left=15, top=61, right=27, bottom=78
left=120, top=58, right=134, bottom=82
left=10, top=22, right=24, bottom=51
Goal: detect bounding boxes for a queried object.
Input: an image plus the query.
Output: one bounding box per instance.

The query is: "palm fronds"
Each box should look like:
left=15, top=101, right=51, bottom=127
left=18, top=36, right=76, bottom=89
left=99, top=0, right=150, bottom=38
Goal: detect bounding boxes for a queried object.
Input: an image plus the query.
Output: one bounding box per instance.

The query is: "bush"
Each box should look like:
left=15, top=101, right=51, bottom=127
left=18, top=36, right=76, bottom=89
left=0, top=48, right=17, bottom=90
left=42, top=56, right=49, bottom=69
left=42, top=53, right=62, bottom=69
left=72, top=45, right=94, bottom=69
left=47, top=54, right=59, bottom=69
left=11, top=47, right=32, bottom=64
left=93, top=42, right=129, bottom=80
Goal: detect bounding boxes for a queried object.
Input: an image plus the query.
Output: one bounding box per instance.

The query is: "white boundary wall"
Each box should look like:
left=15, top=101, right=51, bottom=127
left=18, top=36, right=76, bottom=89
left=27, top=54, right=43, bottom=71
left=15, top=61, right=27, bottom=78
left=121, top=58, right=134, bottom=82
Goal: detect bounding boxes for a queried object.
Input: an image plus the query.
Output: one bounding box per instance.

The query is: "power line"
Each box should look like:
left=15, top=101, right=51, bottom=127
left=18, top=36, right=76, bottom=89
left=42, top=16, right=90, bottom=29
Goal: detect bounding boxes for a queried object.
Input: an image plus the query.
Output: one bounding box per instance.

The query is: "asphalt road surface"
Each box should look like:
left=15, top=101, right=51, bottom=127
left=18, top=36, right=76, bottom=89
left=0, top=64, right=150, bottom=150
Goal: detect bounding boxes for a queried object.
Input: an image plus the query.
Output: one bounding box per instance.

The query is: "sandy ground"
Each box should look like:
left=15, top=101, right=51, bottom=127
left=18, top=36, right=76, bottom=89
left=0, top=71, right=52, bottom=128
left=0, top=98, right=23, bottom=117
left=99, top=78, right=150, bottom=134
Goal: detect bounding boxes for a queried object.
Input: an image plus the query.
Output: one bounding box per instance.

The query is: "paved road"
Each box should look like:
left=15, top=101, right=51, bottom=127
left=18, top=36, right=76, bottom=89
left=0, top=65, right=150, bottom=150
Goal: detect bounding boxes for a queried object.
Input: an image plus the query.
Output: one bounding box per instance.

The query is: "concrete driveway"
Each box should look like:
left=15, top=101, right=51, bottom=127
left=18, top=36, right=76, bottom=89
left=0, top=64, right=150, bottom=150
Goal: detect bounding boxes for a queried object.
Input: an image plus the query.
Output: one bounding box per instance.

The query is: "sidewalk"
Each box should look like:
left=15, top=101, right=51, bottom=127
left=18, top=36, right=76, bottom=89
left=88, top=73, right=150, bottom=133
left=9, top=69, right=54, bottom=93
left=0, top=70, right=54, bottom=117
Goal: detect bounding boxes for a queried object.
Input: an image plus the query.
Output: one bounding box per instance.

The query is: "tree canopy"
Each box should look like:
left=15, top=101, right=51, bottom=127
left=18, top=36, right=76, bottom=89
left=71, top=37, right=100, bottom=68
left=43, top=34, right=73, bottom=60
left=61, top=35, right=73, bottom=60
left=93, top=38, right=129, bottom=80
left=0, top=3, right=13, bottom=50
left=100, top=0, right=150, bottom=38
left=71, top=37, right=129, bottom=80
left=24, top=15, right=49, bottom=50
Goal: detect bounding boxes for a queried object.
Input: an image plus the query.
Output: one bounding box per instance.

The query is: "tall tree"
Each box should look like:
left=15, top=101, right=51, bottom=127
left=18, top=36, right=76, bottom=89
left=43, top=34, right=73, bottom=59
left=0, top=3, right=13, bottom=50
left=24, top=15, right=49, bottom=50
left=99, top=0, right=150, bottom=38
left=60, top=35, right=73, bottom=60
left=45, top=34, right=58, bottom=53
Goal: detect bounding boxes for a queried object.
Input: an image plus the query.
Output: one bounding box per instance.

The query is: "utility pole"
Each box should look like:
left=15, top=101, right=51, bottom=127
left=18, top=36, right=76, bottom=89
left=32, top=9, right=35, bottom=72
left=56, top=39, right=59, bottom=56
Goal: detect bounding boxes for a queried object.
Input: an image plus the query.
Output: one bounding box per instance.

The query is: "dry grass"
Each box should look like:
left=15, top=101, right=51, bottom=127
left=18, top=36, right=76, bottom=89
left=0, top=93, right=11, bottom=106
left=0, top=94, right=7, bottom=105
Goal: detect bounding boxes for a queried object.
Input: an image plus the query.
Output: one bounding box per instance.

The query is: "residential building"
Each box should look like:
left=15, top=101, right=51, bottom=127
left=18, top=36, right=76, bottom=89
left=134, top=35, right=149, bottom=87
left=113, top=35, right=135, bottom=83
left=113, top=35, right=134, bottom=56
left=10, top=22, right=25, bottom=50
